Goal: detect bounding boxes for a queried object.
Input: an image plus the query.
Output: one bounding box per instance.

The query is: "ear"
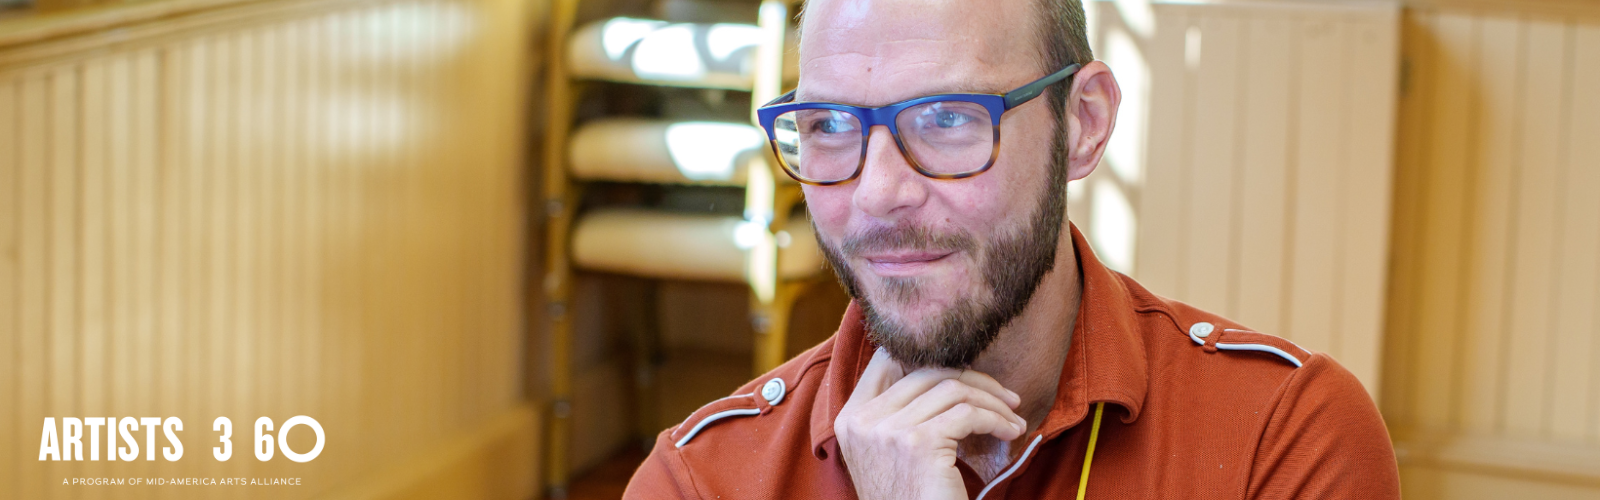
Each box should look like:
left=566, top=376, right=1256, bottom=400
left=1064, top=61, right=1121, bottom=182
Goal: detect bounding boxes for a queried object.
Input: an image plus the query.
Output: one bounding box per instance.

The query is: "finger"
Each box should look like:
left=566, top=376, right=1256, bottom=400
left=876, top=367, right=1021, bottom=412
left=955, top=369, right=1023, bottom=409
left=871, top=367, right=965, bottom=410
left=919, top=403, right=1027, bottom=443
left=885, top=378, right=1025, bottom=431
left=843, top=348, right=906, bottom=411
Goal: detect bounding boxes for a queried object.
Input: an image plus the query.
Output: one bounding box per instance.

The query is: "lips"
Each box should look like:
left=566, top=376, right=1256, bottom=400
left=859, top=250, right=956, bottom=276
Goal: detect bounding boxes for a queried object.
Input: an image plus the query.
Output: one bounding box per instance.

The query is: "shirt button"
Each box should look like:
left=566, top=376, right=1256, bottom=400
left=762, top=378, right=787, bottom=406
left=1190, top=322, right=1215, bottom=339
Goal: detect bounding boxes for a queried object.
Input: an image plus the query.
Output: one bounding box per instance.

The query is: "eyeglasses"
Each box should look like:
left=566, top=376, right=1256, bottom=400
left=755, top=63, right=1081, bottom=186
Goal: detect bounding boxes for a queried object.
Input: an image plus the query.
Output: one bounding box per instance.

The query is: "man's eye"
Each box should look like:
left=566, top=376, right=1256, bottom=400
left=934, top=110, right=973, bottom=128
left=811, top=114, right=855, bottom=134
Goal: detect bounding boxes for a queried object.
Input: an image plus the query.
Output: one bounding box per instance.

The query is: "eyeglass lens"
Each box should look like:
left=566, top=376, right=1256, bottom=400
left=773, top=100, right=994, bottom=183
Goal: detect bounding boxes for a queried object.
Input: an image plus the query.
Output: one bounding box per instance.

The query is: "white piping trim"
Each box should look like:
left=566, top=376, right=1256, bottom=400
left=674, top=392, right=753, bottom=429
left=1223, top=328, right=1313, bottom=357
left=675, top=408, right=761, bottom=448
left=974, top=434, right=1044, bottom=500
left=1188, top=330, right=1206, bottom=345
left=1214, top=343, right=1303, bottom=368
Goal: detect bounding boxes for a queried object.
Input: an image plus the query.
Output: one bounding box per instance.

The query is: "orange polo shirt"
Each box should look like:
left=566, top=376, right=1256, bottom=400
left=625, top=224, right=1400, bottom=499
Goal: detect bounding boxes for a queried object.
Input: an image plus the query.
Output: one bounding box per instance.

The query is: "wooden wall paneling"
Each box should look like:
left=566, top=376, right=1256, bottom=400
left=216, top=28, right=244, bottom=459
left=1570, top=24, right=1600, bottom=444
left=1549, top=22, right=1600, bottom=443
left=19, top=72, right=45, bottom=500
left=43, top=70, right=78, bottom=490
left=131, top=48, right=158, bottom=500
left=101, top=51, right=126, bottom=497
left=445, top=1, right=471, bottom=437
left=0, top=75, right=17, bottom=500
left=1380, top=9, right=1429, bottom=430
left=1338, top=13, right=1399, bottom=394
left=484, top=0, right=525, bottom=420
left=82, top=53, right=110, bottom=495
left=458, top=0, right=483, bottom=430
left=1381, top=9, right=1416, bottom=427
left=1181, top=14, right=1242, bottom=315
left=301, top=14, right=331, bottom=488
left=254, top=25, right=278, bottom=439
left=1461, top=13, right=1521, bottom=435
left=81, top=56, right=109, bottom=445
left=1082, top=0, right=1397, bottom=397
left=375, top=6, right=399, bottom=452
left=411, top=5, right=436, bottom=447
left=267, top=22, right=290, bottom=425
left=163, top=39, right=193, bottom=495
left=1134, top=6, right=1190, bottom=295
left=284, top=18, right=308, bottom=441
left=1503, top=18, right=1568, bottom=438
left=236, top=27, right=262, bottom=435
left=1285, top=17, right=1342, bottom=354
left=1536, top=18, right=1600, bottom=442
left=413, top=0, right=440, bottom=444
left=1233, top=14, right=1292, bottom=336
left=1415, top=11, right=1475, bottom=429
left=388, top=5, right=415, bottom=454
left=0, top=0, right=539, bottom=495
left=105, top=52, right=130, bottom=476
left=48, top=64, right=80, bottom=441
left=294, top=27, right=319, bottom=467
left=454, top=0, right=481, bottom=429
left=190, top=34, right=218, bottom=458
left=352, top=7, right=381, bottom=466
left=328, top=10, right=355, bottom=478
left=435, top=0, right=460, bottom=444
left=306, top=12, right=331, bottom=461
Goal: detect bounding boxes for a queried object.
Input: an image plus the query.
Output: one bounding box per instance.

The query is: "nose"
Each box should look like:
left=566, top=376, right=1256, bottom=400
left=851, top=125, right=929, bottom=219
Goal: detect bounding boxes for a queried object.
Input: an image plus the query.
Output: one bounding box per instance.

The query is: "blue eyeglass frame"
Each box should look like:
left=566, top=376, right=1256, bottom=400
left=756, top=63, right=1082, bottom=186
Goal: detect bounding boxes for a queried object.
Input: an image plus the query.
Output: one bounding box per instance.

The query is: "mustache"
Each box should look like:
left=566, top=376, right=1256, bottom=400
left=839, top=222, right=979, bottom=257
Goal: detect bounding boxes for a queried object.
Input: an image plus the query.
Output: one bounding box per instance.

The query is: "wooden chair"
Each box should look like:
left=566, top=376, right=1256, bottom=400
left=539, top=0, right=811, bottom=496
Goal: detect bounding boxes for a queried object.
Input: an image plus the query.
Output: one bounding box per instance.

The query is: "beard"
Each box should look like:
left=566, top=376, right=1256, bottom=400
left=817, top=140, right=1069, bottom=369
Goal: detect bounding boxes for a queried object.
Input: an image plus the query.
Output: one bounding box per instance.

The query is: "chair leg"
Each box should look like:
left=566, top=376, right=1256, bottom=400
left=628, top=280, right=661, bottom=449
left=751, top=280, right=810, bottom=375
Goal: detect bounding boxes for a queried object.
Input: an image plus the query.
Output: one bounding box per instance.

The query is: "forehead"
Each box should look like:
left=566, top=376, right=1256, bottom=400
left=797, top=0, right=1040, bottom=105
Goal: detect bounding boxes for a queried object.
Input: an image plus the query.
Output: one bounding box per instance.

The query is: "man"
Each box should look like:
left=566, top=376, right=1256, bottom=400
left=624, top=0, right=1401, bottom=497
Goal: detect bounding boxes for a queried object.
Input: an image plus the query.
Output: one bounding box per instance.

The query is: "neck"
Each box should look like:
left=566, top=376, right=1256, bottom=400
left=958, top=225, right=1082, bottom=479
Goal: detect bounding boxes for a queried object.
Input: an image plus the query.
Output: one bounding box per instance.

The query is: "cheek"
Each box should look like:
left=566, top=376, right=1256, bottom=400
left=801, top=186, right=853, bottom=237
left=926, top=175, right=1017, bottom=229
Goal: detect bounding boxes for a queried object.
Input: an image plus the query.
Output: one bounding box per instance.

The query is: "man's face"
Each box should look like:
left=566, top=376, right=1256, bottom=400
left=800, top=0, right=1068, bottom=369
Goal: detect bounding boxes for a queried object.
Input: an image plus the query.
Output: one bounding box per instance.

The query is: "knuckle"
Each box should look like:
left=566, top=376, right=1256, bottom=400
left=834, top=415, right=860, bottom=438
left=898, top=430, right=927, bottom=450
left=934, top=378, right=965, bottom=393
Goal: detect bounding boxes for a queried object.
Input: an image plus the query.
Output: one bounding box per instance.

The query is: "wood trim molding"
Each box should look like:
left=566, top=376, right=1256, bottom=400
left=0, top=0, right=379, bottom=69
left=1395, top=435, right=1600, bottom=488
left=0, top=0, right=265, bottom=48
left=321, top=404, right=542, bottom=500
left=1401, top=0, right=1600, bottom=19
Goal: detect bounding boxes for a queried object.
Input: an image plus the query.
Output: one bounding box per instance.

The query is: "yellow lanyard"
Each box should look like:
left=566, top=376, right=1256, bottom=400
left=1075, top=402, right=1106, bottom=500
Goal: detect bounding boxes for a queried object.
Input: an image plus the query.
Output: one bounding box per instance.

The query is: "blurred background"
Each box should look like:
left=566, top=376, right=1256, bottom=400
left=0, top=0, right=1596, bottom=498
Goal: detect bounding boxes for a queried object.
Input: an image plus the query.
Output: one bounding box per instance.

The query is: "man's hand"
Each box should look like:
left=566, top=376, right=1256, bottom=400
left=834, top=348, right=1027, bottom=500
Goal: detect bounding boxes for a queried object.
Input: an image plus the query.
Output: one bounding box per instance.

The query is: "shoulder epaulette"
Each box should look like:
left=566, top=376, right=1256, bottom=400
left=1183, top=321, right=1309, bottom=368
left=671, top=376, right=789, bottom=447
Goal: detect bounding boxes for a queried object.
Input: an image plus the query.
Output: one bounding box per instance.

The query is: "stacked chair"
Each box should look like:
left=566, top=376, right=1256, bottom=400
left=539, top=0, right=814, bottom=496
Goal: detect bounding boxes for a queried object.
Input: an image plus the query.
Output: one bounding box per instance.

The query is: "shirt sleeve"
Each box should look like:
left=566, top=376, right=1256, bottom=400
left=622, top=429, right=701, bottom=500
left=1245, top=353, right=1401, bottom=500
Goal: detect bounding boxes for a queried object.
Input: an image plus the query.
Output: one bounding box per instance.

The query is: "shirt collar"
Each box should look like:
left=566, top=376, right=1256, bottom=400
left=810, top=223, right=1150, bottom=457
